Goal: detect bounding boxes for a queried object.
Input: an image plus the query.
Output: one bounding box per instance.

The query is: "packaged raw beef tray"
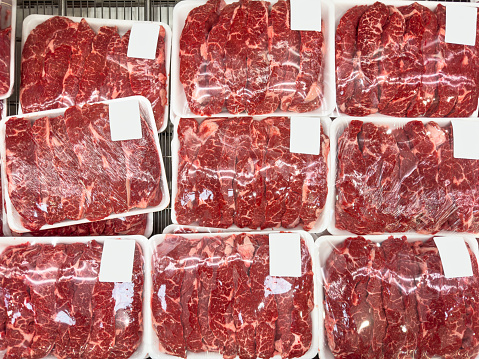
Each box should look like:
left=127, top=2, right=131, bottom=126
left=20, top=15, right=171, bottom=132
left=1, top=96, right=169, bottom=233
left=335, top=0, right=479, bottom=118
left=171, top=0, right=335, bottom=119
left=330, top=117, right=479, bottom=235
left=0, top=236, right=149, bottom=359
left=317, top=234, right=479, bottom=359
left=172, top=116, right=331, bottom=232
left=149, top=231, right=319, bottom=359
left=0, top=0, right=15, bottom=100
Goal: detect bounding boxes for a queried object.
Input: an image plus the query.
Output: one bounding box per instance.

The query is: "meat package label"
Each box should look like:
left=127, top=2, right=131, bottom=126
left=99, top=239, right=136, bottom=282
left=451, top=119, right=479, bottom=159
left=290, top=0, right=321, bottom=32
left=290, top=117, right=321, bottom=155
left=269, top=233, right=301, bottom=277
left=445, top=5, right=477, bottom=46
left=433, top=237, right=473, bottom=279
left=109, top=98, right=142, bottom=141
left=127, top=22, right=160, bottom=60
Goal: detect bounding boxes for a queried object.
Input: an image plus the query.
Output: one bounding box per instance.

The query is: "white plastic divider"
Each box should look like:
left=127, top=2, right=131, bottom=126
left=328, top=115, right=479, bottom=236
left=315, top=233, right=479, bottom=359
left=0, top=235, right=151, bottom=359
left=20, top=14, right=171, bottom=133
left=333, top=0, right=479, bottom=118
left=170, top=0, right=335, bottom=121
left=0, top=0, right=16, bottom=100
left=0, top=96, right=170, bottom=234
left=148, top=230, right=320, bottom=359
left=170, top=116, right=332, bottom=233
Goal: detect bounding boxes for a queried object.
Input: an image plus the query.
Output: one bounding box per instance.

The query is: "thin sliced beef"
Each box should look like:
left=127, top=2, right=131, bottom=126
left=64, top=106, right=113, bottom=221
left=23, top=244, right=68, bottom=358
left=234, top=119, right=267, bottom=228
left=244, top=0, right=270, bottom=115
left=83, top=241, right=116, bottom=359
left=60, top=18, right=95, bottom=107
left=128, top=26, right=167, bottom=130
left=151, top=236, right=191, bottom=357
left=201, top=2, right=239, bottom=116
left=175, top=118, right=202, bottom=224
left=250, top=244, right=277, bottom=359
left=336, top=6, right=368, bottom=113
left=288, top=30, right=324, bottom=113
left=208, top=235, right=237, bottom=357
left=224, top=2, right=249, bottom=114
left=5, top=118, right=46, bottom=231
left=179, top=0, right=222, bottom=115
left=32, top=116, right=64, bottom=225
left=75, top=26, right=117, bottom=105
left=107, top=243, right=144, bottom=359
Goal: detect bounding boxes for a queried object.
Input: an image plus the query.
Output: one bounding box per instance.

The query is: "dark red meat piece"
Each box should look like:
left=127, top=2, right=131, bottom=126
left=224, top=2, right=249, bottom=114
left=5, top=118, right=46, bottom=231
left=244, top=0, right=270, bottom=115
left=179, top=0, right=223, bottom=115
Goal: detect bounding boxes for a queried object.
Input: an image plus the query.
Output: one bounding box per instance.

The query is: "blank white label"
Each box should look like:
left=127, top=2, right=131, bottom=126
left=99, top=239, right=136, bottom=282
left=452, top=119, right=479, bottom=159
left=290, top=117, right=321, bottom=155
left=109, top=98, right=142, bottom=141
left=269, top=233, right=301, bottom=277
left=434, top=237, right=473, bottom=279
left=290, top=0, right=322, bottom=32
left=445, top=5, right=477, bottom=46
left=127, top=22, right=160, bottom=60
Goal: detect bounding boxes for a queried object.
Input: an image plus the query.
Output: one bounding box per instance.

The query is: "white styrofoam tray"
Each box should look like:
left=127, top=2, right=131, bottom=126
left=170, top=116, right=332, bottom=233
left=0, top=235, right=152, bottom=359
left=0, top=96, right=170, bottom=234
left=328, top=115, right=479, bottom=236
left=148, top=230, right=320, bottom=359
left=170, top=0, right=335, bottom=121
left=315, top=233, right=479, bottom=359
left=2, top=211, right=153, bottom=238
left=333, top=0, right=479, bottom=118
left=0, top=0, right=16, bottom=100
left=20, top=14, right=171, bottom=133
left=162, top=224, right=252, bottom=234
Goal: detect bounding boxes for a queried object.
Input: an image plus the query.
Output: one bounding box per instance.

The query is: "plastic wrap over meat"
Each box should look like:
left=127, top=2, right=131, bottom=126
left=4, top=102, right=164, bottom=232
left=179, top=0, right=325, bottom=116
left=336, top=2, right=479, bottom=118
left=0, top=6, right=11, bottom=97
left=334, top=119, right=479, bottom=235
left=0, top=239, right=145, bottom=359
left=20, top=16, right=167, bottom=130
left=13, top=214, right=149, bottom=237
left=151, top=233, right=315, bottom=359
left=174, top=117, right=329, bottom=231
left=321, top=235, right=479, bottom=359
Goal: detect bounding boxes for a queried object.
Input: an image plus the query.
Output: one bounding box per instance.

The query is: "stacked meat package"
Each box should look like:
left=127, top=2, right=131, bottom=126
left=175, top=0, right=329, bottom=116
left=2, top=100, right=167, bottom=233
left=20, top=16, right=168, bottom=130
left=150, top=232, right=317, bottom=359
left=336, top=1, right=479, bottom=117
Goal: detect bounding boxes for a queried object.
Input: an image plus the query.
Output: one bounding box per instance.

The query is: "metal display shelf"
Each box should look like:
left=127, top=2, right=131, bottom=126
left=7, top=0, right=473, bottom=236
